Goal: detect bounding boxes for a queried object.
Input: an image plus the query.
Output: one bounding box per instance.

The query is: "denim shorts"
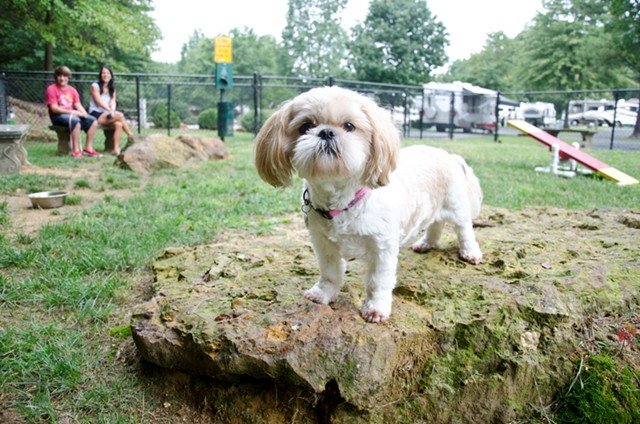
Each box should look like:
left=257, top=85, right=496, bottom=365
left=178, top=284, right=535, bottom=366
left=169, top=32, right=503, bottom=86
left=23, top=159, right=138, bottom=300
left=50, top=113, right=96, bottom=132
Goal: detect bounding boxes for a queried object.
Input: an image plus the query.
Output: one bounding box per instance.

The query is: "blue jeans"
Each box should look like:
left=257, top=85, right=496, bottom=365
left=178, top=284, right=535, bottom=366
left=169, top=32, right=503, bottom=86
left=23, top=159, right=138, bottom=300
left=50, top=113, right=96, bottom=132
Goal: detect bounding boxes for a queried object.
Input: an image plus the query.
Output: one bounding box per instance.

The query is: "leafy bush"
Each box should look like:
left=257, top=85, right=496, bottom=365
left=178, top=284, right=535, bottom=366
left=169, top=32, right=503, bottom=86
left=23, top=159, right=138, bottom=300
left=153, top=104, right=181, bottom=129
left=198, top=108, right=218, bottom=130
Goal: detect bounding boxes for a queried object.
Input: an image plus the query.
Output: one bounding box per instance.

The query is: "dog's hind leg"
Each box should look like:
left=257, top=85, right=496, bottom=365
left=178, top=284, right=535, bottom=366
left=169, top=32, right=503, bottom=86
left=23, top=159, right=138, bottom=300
left=411, top=221, right=444, bottom=253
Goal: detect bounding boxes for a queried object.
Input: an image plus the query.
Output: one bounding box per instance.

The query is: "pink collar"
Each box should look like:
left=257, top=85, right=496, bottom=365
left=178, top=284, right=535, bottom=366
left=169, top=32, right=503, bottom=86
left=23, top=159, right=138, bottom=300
left=303, top=187, right=371, bottom=220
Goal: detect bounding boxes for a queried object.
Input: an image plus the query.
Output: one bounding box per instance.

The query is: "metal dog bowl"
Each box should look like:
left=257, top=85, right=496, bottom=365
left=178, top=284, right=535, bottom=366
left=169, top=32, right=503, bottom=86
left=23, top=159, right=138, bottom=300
left=28, top=191, right=68, bottom=209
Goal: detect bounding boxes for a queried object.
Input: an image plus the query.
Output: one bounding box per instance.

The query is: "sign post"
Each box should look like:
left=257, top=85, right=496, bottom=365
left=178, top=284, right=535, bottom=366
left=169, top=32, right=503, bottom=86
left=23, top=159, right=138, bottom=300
left=214, top=36, right=233, bottom=140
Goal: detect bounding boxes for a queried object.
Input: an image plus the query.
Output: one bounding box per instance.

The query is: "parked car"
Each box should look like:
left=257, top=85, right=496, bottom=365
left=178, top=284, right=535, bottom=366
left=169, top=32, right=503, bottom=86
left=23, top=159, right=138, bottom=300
left=562, top=98, right=638, bottom=127
left=583, top=110, right=636, bottom=127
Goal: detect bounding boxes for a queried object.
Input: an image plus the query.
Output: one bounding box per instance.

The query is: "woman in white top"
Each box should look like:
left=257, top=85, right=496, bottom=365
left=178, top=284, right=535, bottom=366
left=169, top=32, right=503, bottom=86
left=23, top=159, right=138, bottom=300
left=89, top=65, right=134, bottom=155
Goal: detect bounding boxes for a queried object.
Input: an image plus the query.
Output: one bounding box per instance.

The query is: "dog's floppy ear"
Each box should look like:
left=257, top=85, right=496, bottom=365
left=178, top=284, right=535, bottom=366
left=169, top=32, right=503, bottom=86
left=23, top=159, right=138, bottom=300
left=254, top=102, right=294, bottom=187
left=361, top=98, right=400, bottom=188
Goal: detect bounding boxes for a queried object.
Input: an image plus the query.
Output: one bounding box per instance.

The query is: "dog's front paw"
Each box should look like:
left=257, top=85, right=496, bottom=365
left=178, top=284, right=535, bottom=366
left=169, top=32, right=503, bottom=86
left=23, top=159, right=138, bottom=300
left=360, top=307, right=389, bottom=323
left=360, top=297, right=392, bottom=323
left=459, top=245, right=483, bottom=265
left=304, top=283, right=338, bottom=305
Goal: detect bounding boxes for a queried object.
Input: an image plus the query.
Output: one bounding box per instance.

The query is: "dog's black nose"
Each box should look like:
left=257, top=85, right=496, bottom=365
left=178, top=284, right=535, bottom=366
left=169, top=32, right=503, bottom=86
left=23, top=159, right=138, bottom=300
left=318, top=129, right=335, bottom=141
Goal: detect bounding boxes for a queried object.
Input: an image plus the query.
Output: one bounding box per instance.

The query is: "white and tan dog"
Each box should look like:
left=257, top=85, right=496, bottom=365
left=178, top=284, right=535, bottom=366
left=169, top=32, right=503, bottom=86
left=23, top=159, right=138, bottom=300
left=255, top=86, right=483, bottom=323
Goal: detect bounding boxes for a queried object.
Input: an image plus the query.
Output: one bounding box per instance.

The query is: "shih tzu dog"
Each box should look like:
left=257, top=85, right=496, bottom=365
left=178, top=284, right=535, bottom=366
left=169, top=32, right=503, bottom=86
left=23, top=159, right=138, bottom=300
left=255, top=86, right=483, bottom=323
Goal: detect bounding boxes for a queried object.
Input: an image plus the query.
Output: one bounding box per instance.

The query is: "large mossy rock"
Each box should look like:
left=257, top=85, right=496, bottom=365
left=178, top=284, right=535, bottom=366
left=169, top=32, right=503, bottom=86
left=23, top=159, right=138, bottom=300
left=131, top=207, right=640, bottom=423
left=117, top=134, right=227, bottom=173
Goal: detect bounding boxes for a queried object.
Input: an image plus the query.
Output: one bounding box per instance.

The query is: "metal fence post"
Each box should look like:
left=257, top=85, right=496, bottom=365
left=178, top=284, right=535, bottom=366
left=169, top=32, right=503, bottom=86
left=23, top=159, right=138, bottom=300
left=448, top=92, right=455, bottom=140
left=258, top=73, right=263, bottom=131
left=0, top=73, right=7, bottom=124
left=419, top=92, right=425, bottom=140
left=135, top=75, right=141, bottom=134
left=253, top=72, right=259, bottom=134
left=167, top=83, right=171, bottom=136
left=494, top=91, right=500, bottom=142
left=403, top=90, right=409, bottom=138
left=610, top=90, right=619, bottom=150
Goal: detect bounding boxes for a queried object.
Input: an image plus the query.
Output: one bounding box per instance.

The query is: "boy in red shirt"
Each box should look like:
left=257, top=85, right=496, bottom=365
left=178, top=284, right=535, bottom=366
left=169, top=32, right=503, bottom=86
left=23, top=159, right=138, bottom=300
left=45, top=66, right=99, bottom=157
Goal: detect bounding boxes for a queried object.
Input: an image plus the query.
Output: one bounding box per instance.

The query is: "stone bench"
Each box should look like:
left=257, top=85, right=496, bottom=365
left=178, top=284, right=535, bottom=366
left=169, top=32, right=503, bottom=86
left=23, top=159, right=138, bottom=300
left=0, top=124, right=30, bottom=174
left=49, top=124, right=116, bottom=155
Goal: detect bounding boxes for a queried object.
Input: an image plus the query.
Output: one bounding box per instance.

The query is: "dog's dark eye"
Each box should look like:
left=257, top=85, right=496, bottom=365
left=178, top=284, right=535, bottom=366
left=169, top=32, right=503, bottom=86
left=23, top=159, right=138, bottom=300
left=299, top=122, right=315, bottom=135
left=343, top=122, right=355, bottom=132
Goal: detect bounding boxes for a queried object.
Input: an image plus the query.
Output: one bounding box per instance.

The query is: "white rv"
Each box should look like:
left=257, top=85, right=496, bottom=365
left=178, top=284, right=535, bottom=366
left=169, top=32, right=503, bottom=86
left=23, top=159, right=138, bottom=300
left=422, top=81, right=499, bottom=133
left=515, top=102, right=557, bottom=128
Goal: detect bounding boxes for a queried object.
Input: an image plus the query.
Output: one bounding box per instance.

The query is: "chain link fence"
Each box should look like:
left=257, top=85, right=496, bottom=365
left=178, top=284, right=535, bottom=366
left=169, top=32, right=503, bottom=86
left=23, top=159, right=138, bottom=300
left=1, top=70, right=639, bottom=152
left=500, top=88, right=640, bottom=151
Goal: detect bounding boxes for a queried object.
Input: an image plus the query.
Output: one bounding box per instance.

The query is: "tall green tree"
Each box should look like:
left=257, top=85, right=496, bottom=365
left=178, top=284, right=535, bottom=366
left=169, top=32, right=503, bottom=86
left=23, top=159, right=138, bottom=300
left=0, top=0, right=160, bottom=71
left=281, top=0, right=350, bottom=78
left=608, top=0, right=640, bottom=74
left=177, top=30, right=214, bottom=75
left=228, top=28, right=280, bottom=76
left=608, top=0, right=640, bottom=136
left=446, top=31, right=521, bottom=91
left=515, top=0, right=633, bottom=91
left=349, top=0, right=448, bottom=85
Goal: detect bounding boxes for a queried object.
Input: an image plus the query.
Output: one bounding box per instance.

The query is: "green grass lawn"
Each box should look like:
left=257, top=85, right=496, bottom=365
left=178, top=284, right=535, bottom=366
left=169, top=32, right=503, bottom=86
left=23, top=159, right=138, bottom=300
left=0, top=132, right=639, bottom=421
left=404, top=136, right=640, bottom=210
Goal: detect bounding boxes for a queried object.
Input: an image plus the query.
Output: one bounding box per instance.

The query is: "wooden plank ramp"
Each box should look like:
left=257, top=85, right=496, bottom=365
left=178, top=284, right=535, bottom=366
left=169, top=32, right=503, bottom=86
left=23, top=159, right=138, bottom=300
left=507, top=119, right=639, bottom=186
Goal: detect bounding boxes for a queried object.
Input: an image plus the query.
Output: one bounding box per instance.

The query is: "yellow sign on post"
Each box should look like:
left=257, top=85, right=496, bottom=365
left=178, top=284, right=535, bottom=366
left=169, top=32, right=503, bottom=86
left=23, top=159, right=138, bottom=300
left=214, top=36, right=232, bottom=63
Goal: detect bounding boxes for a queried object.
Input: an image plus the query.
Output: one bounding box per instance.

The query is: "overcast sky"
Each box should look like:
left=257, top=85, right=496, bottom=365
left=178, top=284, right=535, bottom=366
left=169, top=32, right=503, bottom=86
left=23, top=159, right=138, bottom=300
left=150, top=0, right=544, bottom=69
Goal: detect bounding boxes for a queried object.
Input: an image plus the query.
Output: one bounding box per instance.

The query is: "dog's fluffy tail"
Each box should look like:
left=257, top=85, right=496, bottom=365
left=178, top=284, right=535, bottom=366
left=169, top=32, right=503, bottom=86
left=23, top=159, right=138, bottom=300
left=452, top=154, right=483, bottom=218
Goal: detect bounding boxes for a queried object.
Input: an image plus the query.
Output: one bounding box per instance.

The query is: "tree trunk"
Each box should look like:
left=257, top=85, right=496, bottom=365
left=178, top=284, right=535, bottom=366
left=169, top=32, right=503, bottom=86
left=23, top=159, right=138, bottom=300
left=44, top=42, right=53, bottom=71
left=43, top=3, right=54, bottom=71
left=633, top=72, right=640, bottom=138
left=632, top=110, right=640, bottom=138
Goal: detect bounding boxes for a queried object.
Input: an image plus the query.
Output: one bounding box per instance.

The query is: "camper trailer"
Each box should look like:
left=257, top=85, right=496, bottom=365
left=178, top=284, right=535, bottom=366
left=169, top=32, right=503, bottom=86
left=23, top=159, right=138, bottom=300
left=422, top=81, right=499, bottom=133
left=515, top=102, right=557, bottom=128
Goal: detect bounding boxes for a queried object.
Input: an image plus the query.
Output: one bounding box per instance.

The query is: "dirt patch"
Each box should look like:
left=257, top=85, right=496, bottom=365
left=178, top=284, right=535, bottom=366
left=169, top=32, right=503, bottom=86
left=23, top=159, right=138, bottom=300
left=3, top=162, right=140, bottom=236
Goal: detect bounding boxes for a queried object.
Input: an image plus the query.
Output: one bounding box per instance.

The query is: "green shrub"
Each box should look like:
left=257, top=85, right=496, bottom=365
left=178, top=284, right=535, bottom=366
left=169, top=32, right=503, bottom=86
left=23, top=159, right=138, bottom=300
left=153, top=104, right=181, bottom=129
left=198, top=108, right=218, bottom=130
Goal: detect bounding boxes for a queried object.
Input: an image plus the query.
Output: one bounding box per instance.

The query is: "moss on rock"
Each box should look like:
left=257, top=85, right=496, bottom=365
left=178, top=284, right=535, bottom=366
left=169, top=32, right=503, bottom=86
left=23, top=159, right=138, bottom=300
left=131, top=207, right=640, bottom=422
left=555, top=354, right=640, bottom=423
